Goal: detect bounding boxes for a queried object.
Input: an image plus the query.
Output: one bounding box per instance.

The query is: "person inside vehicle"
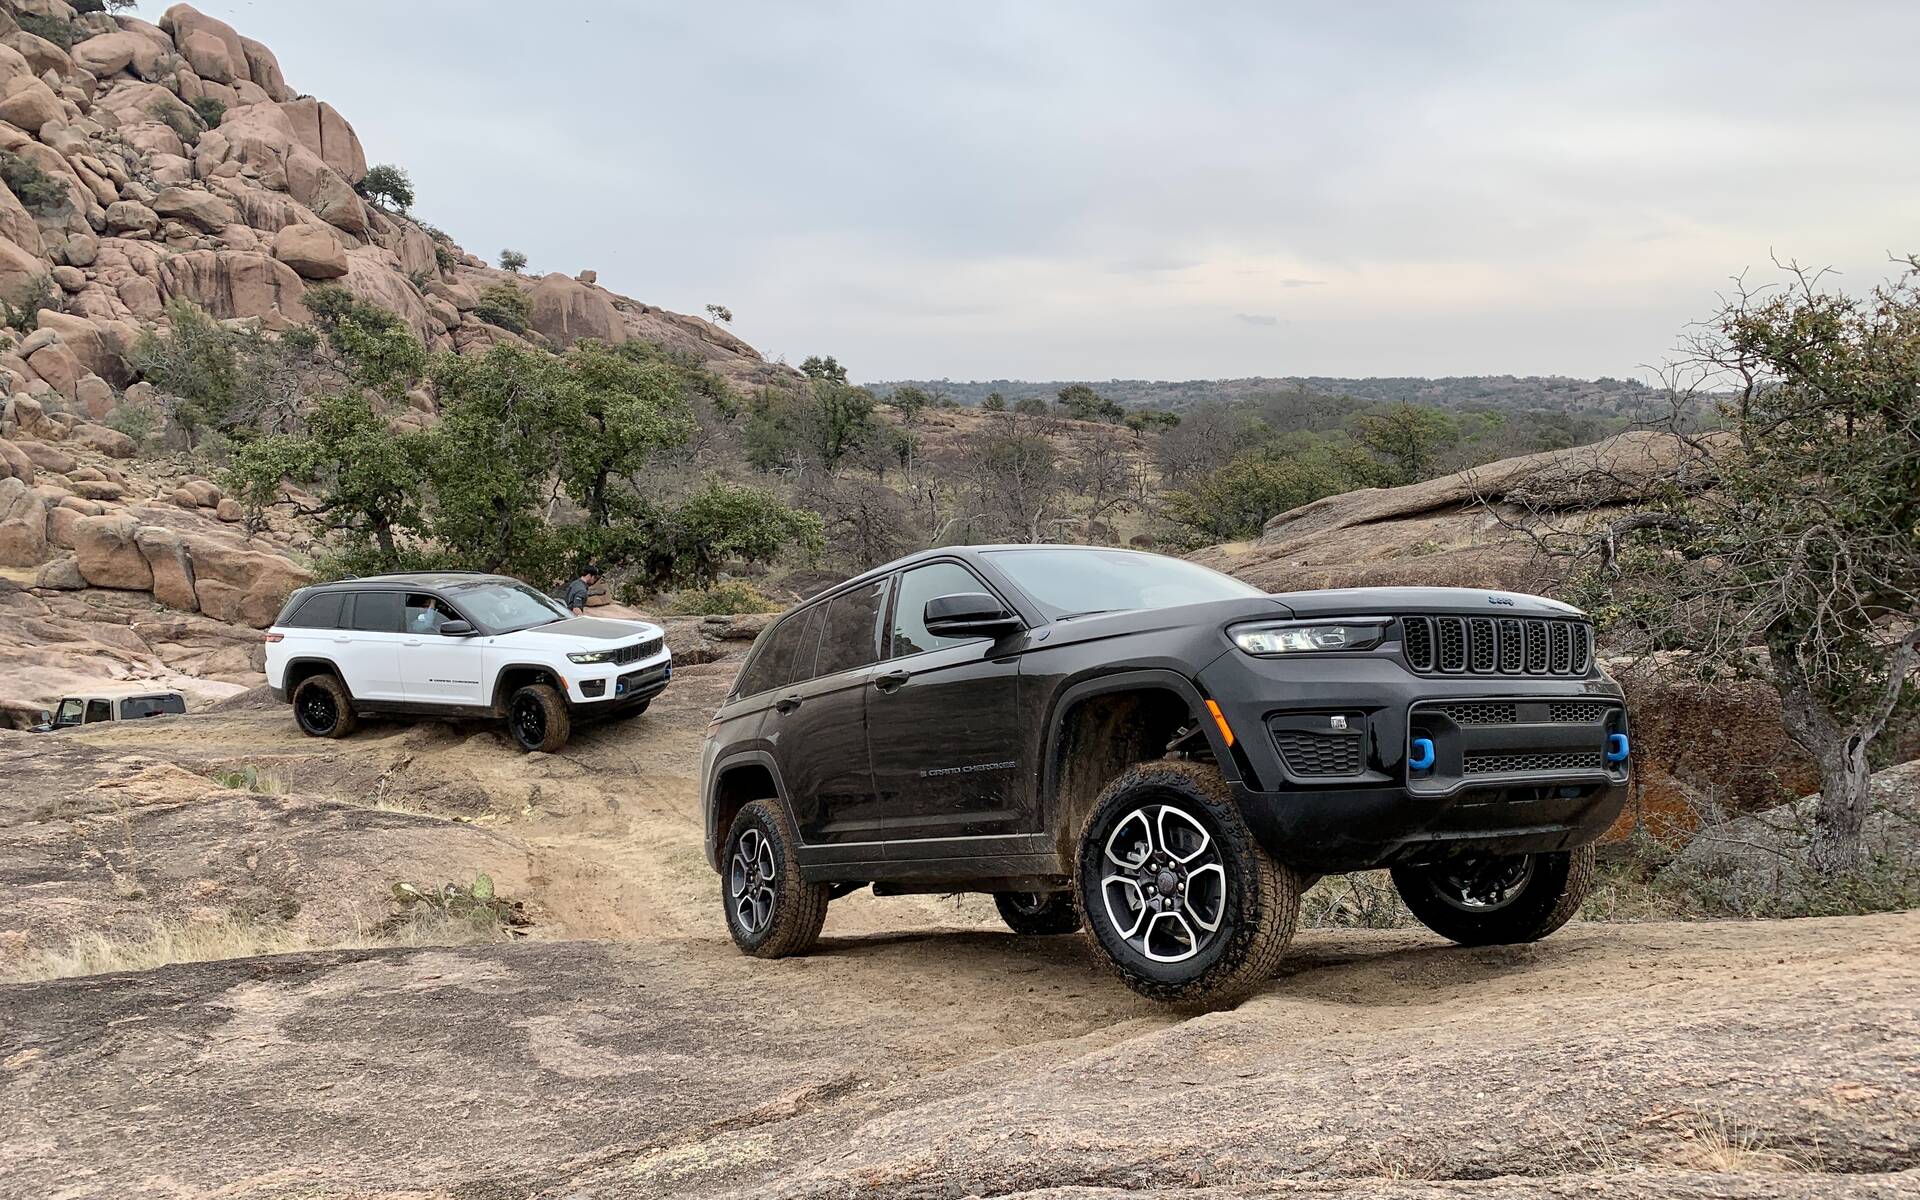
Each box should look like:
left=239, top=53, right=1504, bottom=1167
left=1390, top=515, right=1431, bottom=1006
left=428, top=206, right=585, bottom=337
left=407, top=595, right=449, bottom=634
left=565, top=565, right=601, bottom=616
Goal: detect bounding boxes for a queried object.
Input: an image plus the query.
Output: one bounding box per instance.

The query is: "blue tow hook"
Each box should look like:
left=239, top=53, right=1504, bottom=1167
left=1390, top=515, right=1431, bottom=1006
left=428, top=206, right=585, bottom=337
left=1606, top=732, right=1630, bottom=763
left=1408, top=737, right=1436, bottom=772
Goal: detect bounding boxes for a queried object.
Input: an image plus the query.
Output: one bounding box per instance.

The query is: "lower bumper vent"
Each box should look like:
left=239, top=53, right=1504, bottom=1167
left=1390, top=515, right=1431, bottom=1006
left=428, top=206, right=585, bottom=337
left=1275, top=731, right=1363, bottom=778
left=1465, top=751, right=1604, bottom=775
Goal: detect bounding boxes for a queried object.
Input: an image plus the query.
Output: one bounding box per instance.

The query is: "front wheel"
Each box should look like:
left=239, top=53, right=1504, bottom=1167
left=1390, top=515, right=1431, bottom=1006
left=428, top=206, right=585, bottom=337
left=994, top=890, right=1080, bottom=935
left=507, top=683, right=570, bottom=753
left=1390, top=847, right=1593, bottom=946
left=723, top=799, right=829, bottom=957
left=1075, top=760, right=1299, bottom=1007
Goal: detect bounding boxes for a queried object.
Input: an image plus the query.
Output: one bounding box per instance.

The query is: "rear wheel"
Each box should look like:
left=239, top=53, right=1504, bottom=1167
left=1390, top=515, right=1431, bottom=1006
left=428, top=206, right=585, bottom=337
left=292, top=674, right=358, bottom=739
left=507, top=683, right=570, bottom=753
left=994, top=890, right=1080, bottom=935
left=723, top=799, right=829, bottom=957
left=1390, top=847, right=1593, bottom=946
left=1075, top=760, right=1299, bottom=1007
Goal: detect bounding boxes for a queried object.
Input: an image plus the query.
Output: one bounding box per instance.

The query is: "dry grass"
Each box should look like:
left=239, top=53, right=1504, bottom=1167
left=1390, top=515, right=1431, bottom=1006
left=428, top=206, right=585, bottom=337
left=1299, top=870, right=1415, bottom=929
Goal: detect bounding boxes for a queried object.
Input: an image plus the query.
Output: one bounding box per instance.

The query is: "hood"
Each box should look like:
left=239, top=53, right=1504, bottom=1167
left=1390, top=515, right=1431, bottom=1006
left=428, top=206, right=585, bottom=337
left=1267, top=586, right=1585, bottom=620
left=1027, top=596, right=1293, bottom=651
left=494, top=616, right=663, bottom=648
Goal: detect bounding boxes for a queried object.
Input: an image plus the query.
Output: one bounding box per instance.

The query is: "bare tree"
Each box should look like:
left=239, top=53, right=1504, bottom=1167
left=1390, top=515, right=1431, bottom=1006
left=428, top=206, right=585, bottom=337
left=961, top=411, right=1071, bottom=543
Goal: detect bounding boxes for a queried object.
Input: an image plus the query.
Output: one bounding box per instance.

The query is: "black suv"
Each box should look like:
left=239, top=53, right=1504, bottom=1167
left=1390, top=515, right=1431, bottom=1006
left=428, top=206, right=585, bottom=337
left=700, top=546, right=1629, bottom=1005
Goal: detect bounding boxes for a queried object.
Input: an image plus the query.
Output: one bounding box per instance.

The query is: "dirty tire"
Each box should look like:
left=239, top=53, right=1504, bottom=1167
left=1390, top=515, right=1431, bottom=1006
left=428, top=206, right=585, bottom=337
left=292, top=673, right=358, bottom=739
left=1391, top=845, right=1594, bottom=946
left=507, top=683, right=570, bottom=753
left=994, top=890, right=1081, bottom=935
left=724, top=798, right=829, bottom=958
left=1075, top=759, right=1299, bottom=1007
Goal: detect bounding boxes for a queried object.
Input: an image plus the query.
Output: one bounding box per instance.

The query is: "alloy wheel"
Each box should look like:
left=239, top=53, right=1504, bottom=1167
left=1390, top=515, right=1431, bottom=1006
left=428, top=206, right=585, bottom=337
left=729, top=827, right=779, bottom=934
left=298, top=688, right=336, bottom=734
left=1431, top=855, right=1536, bottom=912
left=512, top=694, right=546, bottom=746
left=1098, top=803, right=1228, bottom=963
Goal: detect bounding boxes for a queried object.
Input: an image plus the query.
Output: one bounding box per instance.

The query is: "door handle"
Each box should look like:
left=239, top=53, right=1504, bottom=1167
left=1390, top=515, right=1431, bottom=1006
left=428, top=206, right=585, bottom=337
left=873, top=670, right=910, bottom=693
left=403, top=640, right=422, bottom=647
left=773, top=695, right=801, bottom=714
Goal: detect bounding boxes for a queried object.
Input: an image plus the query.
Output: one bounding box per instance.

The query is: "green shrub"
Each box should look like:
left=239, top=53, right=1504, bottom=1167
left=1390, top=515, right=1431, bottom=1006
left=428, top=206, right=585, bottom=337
left=659, top=580, right=778, bottom=616
left=0, top=151, right=70, bottom=217
left=473, top=283, right=531, bottom=334
left=16, top=13, right=79, bottom=49
left=359, top=163, right=414, bottom=212
left=148, top=100, right=201, bottom=147
left=188, top=96, right=226, bottom=128
left=433, top=242, right=459, bottom=271
left=103, top=403, right=157, bottom=449
left=382, top=875, right=530, bottom=943
left=0, top=275, right=56, bottom=334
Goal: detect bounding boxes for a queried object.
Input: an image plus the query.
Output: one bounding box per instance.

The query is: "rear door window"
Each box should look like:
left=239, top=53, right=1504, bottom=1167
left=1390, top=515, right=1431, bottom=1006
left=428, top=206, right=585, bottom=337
left=85, top=699, right=113, bottom=723
left=347, top=591, right=404, bottom=633
left=287, top=592, right=344, bottom=629
left=815, top=582, right=885, bottom=678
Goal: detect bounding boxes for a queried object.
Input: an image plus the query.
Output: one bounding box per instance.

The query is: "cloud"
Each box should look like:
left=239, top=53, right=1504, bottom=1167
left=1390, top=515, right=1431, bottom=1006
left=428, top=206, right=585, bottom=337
left=1234, top=313, right=1282, bottom=327
left=193, top=0, right=1920, bottom=381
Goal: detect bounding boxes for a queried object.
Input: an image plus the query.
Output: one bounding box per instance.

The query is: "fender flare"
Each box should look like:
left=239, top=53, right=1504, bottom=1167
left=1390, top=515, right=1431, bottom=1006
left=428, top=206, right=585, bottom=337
left=704, top=748, right=792, bottom=870
left=489, top=663, right=566, bottom=713
left=1038, top=667, right=1243, bottom=833
left=283, top=657, right=351, bottom=698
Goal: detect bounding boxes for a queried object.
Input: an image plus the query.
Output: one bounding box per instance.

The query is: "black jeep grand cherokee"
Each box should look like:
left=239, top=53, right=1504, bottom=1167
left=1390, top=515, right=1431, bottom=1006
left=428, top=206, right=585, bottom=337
left=700, top=545, right=1630, bottom=1005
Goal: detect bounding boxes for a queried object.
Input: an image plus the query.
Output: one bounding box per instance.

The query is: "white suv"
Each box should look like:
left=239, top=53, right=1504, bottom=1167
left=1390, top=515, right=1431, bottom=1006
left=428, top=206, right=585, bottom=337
left=263, top=572, right=671, bottom=752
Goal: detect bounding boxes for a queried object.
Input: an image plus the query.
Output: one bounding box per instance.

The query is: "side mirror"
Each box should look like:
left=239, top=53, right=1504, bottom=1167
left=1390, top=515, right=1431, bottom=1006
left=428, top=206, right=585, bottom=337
left=437, top=620, right=476, bottom=637
left=923, top=592, right=1022, bottom=638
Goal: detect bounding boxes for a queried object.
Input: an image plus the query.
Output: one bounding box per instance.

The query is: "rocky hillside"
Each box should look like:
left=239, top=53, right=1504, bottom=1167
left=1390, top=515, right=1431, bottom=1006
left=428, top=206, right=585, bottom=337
left=0, top=0, right=816, bottom=712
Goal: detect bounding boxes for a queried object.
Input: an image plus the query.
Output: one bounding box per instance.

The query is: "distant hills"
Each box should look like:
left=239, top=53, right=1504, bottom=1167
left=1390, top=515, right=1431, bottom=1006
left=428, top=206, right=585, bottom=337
left=859, top=375, right=1665, bottom=418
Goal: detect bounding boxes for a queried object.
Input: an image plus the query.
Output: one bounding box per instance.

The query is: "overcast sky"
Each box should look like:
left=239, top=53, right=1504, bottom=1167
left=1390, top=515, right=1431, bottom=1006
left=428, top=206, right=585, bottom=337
left=176, top=1, right=1917, bottom=384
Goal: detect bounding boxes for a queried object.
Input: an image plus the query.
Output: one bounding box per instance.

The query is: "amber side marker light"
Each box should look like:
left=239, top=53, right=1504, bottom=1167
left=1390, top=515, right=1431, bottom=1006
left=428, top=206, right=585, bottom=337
left=263, top=632, right=283, bottom=643
left=1204, top=699, right=1235, bottom=747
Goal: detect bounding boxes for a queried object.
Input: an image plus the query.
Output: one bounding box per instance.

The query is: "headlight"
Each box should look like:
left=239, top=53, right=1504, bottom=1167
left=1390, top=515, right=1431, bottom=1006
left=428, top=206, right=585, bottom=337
left=1230, top=618, right=1388, bottom=656
left=567, top=650, right=614, bottom=664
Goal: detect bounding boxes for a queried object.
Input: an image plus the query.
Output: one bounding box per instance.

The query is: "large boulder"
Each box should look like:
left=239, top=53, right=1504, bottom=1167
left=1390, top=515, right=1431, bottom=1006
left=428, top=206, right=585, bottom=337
left=284, top=144, right=367, bottom=235
left=34, top=309, right=132, bottom=386
left=0, top=236, right=51, bottom=306
left=529, top=273, right=627, bottom=348
left=270, top=221, right=348, bottom=280
left=278, top=96, right=366, bottom=184
left=159, top=5, right=253, bottom=88
left=0, top=474, right=47, bottom=566
left=135, top=524, right=198, bottom=611
left=238, top=36, right=292, bottom=102
left=71, top=31, right=172, bottom=80
left=157, top=249, right=310, bottom=326
left=0, top=79, right=66, bottom=132
left=151, top=186, right=237, bottom=233
left=72, top=511, right=152, bottom=589
left=176, top=27, right=234, bottom=86
left=0, top=435, right=33, bottom=483
left=183, top=532, right=311, bottom=627
left=0, top=175, right=42, bottom=256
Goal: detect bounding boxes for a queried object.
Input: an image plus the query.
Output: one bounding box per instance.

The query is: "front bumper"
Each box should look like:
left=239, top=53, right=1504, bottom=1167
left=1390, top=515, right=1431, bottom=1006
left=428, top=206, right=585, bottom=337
left=567, top=654, right=672, bottom=709
left=1198, top=650, right=1630, bottom=872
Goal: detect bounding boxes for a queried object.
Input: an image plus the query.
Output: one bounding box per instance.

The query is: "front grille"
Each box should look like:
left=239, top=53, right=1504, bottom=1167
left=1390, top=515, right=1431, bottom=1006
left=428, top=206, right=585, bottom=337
left=1400, top=616, right=1592, bottom=677
left=1465, top=751, right=1604, bottom=775
left=1430, top=701, right=1519, bottom=725
left=1275, top=731, right=1363, bottom=777
left=610, top=636, right=664, bottom=666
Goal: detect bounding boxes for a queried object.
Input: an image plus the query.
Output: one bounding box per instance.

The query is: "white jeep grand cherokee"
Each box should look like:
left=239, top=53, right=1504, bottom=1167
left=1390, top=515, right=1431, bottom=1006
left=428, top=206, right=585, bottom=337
left=264, top=572, right=671, bottom=752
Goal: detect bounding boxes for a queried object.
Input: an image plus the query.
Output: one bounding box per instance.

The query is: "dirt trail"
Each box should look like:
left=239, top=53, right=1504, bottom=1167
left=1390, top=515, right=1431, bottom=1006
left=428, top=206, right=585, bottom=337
left=3, top=670, right=1916, bottom=1198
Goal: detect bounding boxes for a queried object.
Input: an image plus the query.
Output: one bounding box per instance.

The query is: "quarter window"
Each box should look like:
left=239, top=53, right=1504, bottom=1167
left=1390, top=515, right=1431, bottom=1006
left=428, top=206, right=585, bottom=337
left=891, top=562, right=991, bottom=657
left=286, top=591, right=344, bottom=629
left=120, top=695, right=185, bottom=720
left=735, top=604, right=826, bottom=698
left=815, top=582, right=885, bottom=677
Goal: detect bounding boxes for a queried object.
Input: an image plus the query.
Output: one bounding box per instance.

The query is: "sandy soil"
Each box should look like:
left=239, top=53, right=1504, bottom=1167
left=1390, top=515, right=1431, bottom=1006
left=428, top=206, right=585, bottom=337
left=1, top=665, right=1915, bottom=1198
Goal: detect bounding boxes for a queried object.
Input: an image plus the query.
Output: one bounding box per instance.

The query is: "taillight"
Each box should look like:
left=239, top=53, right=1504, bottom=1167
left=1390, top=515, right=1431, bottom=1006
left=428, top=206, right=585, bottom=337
left=263, top=632, right=284, bottom=643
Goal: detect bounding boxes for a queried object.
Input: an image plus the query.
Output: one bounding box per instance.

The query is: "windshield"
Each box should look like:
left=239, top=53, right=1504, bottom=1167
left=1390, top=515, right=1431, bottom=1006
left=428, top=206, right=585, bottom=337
left=447, top=582, right=568, bottom=633
left=984, top=548, right=1263, bottom=619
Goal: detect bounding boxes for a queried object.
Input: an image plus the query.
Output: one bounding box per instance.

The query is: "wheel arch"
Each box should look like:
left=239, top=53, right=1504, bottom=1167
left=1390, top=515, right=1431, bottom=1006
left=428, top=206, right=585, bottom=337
left=706, top=750, right=789, bottom=871
left=490, top=663, right=565, bottom=715
left=1041, top=670, right=1240, bottom=867
left=284, top=657, right=349, bottom=698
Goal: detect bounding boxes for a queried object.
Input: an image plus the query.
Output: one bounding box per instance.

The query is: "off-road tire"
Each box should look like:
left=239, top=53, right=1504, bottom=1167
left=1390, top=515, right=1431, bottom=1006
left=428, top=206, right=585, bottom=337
left=1391, top=846, right=1594, bottom=946
left=994, top=890, right=1080, bottom=935
left=292, top=674, right=358, bottom=739
left=723, top=799, right=830, bottom=958
left=1075, top=759, right=1299, bottom=1007
left=507, top=683, right=570, bottom=753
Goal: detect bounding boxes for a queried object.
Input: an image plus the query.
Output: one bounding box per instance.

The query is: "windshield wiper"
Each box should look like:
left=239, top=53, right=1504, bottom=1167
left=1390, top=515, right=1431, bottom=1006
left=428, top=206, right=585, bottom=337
left=1057, top=608, right=1123, bottom=621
